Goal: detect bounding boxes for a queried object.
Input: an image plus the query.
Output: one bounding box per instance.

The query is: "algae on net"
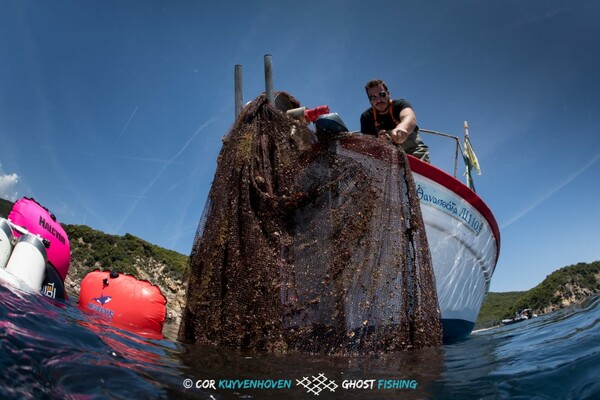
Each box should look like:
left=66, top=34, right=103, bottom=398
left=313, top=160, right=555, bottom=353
left=179, top=93, right=442, bottom=353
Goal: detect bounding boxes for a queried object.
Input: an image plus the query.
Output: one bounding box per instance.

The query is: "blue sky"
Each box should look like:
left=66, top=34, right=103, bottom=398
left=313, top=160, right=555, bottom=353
left=1, top=0, right=598, bottom=292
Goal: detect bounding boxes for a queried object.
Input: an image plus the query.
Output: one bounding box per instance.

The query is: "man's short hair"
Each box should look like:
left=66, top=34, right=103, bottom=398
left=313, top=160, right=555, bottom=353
left=365, top=79, right=389, bottom=94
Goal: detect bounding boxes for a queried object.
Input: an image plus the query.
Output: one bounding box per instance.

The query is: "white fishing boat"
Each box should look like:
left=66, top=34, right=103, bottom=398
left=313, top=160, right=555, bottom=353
left=311, top=110, right=500, bottom=342
left=408, top=149, right=500, bottom=342
left=235, top=56, right=500, bottom=344
left=279, top=107, right=500, bottom=343
left=306, top=116, right=501, bottom=343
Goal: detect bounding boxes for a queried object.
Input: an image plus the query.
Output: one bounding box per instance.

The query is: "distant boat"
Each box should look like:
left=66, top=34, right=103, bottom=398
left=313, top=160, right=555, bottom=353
left=408, top=154, right=500, bottom=341
left=502, top=308, right=536, bottom=326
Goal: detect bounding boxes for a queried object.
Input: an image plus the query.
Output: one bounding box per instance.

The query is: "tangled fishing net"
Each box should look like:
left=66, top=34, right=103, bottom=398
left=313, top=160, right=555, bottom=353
left=178, top=93, right=442, bottom=353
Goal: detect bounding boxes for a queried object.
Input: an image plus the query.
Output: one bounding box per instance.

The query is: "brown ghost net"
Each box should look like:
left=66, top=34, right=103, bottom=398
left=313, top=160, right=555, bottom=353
left=178, top=93, right=442, bottom=354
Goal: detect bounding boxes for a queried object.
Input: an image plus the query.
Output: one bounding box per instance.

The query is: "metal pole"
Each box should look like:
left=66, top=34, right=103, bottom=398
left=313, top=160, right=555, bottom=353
left=419, top=128, right=464, bottom=178
left=264, top=54, right=274, bottom=105
left=234, top=64, right=243, bottom=119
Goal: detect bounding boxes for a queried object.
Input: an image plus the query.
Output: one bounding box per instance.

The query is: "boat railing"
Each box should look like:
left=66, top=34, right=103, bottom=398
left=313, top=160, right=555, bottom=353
left=333, top=128, right=468, bottom=185
left=419, top=128, right=464, bottom=179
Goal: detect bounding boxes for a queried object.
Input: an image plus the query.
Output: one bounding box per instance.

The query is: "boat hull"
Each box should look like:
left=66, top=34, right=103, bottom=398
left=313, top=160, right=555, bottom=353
left=408, top=156, right=500, bottom=342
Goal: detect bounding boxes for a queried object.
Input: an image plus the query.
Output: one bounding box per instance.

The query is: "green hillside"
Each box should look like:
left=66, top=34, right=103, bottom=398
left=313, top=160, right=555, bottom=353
left=64, top=224, right=188, bottom=285
left=476, top=261, right=600, bottom=329
left=0, top=198, right=14, bottom=218
left=511, top=261, right=599, bottom=312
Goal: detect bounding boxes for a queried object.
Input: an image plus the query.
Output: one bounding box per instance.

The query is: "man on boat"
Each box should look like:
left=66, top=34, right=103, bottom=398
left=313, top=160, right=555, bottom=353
left=360, top=79, right=430, bottom=162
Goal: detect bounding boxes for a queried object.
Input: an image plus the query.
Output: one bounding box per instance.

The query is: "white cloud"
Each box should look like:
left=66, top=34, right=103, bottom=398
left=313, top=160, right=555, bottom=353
left=0, top=172, right=20, bottom=201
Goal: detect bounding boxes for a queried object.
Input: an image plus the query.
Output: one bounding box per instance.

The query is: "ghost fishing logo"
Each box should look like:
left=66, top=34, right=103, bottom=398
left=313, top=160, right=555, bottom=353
left=296, top=374, right=338, bottom=395
left=87, top=293, right=114, bottom=318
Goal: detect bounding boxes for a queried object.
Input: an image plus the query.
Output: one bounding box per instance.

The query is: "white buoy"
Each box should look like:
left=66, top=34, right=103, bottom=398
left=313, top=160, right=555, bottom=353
left=5, top=234, right=47, bottom=291
left=0, top=218, right=14, bottom=269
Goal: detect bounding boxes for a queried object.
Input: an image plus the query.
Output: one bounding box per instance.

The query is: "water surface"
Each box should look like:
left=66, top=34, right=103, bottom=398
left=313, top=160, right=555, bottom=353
left=0, top=283, right=598, bottom=399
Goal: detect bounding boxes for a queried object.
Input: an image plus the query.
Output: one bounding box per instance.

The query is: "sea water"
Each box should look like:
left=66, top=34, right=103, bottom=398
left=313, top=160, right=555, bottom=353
left=0, top=282, right=598, bottom=400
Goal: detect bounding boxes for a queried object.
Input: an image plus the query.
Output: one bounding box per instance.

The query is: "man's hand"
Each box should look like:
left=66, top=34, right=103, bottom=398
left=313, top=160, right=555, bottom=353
left=388, top=107, right=417, bottom=144
left=389, top=127, right=410, bottom=144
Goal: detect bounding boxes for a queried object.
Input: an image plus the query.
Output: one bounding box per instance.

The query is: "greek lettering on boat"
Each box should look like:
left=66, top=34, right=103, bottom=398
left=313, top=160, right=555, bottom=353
left=459, top=207, right=483, bottom=235
left=417, top=183, right=483, bottom=235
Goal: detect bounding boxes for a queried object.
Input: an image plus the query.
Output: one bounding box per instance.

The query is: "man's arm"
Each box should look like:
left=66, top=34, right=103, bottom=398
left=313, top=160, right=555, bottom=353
left=389, top=107, right=417, bottom=144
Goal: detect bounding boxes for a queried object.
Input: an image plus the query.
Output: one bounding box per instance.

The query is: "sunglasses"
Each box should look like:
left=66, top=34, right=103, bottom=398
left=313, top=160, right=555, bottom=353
left=368, top=91, right=388, bottom=102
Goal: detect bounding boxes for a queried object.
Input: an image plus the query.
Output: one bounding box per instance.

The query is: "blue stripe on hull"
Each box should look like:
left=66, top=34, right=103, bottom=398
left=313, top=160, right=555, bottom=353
left=441, top=319, right=475, bottom=343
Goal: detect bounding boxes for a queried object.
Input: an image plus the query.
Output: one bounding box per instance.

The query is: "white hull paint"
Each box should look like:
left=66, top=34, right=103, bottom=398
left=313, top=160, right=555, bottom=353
left=409, top=156, right=500, bottom=341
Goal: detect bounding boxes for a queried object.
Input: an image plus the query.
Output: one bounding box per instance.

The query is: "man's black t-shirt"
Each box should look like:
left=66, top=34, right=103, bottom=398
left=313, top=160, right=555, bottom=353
left=359, top=99, right=430, bottom=162
left=360, top=99, right=417, bottom=135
